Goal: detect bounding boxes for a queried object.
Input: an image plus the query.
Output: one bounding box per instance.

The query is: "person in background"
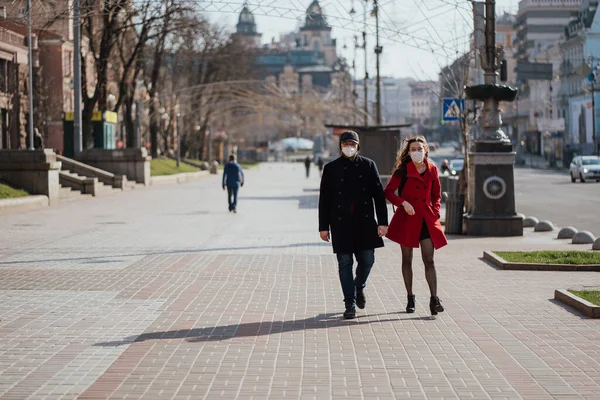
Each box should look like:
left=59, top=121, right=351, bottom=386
left=25, top=128, right=44, bottom=150
left=440, top=159, right=450, bottom=175
left=384, top=136, right=447, bottom=316
left=304, top=155, right=311, bottom=178
left=222, top=154, right=244, bottom=213
left=317, top=157, right=324, bottom=175
left=318, top=130, right=388, bottom=319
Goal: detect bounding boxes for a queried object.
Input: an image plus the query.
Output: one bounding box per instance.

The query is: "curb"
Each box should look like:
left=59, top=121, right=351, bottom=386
left=554, top=289, right=600, bottom=318
left=483, top=251, right=600, bottom=271
left=0, top=195, right=49, bottom=215
left=150, top=171, right=209, bottom=186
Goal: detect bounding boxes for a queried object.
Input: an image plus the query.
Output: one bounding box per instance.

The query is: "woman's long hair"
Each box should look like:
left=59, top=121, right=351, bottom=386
left=391, top=136, right=430, bottom=176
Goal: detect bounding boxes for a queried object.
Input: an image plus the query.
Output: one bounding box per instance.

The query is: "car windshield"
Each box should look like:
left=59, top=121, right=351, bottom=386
left=582, top=158, right=600, bottom=165
left=450, top=160, right=464, bottom=169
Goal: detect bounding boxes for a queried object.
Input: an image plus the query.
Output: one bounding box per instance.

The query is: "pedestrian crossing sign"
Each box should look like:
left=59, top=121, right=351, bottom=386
left=442, top=98, right=464, bottom=121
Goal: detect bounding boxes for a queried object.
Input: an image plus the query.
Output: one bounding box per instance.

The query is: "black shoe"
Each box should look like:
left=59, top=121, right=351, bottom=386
left=343, top=306, right=356, bottom=319
left=406, top=294, right=415, bottom=313
left=233, top=209, right=237, bottom=213
left=430, top=296, right=444, bottom=315
left=356, top=288, right=366, bottom=309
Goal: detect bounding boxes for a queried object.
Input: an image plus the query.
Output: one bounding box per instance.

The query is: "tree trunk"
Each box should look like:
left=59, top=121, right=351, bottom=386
left=124, top=97, right=135, bottom=147
left=82, top=99, right=95, bottom=150
left=149, top=100, right=159, bottom=157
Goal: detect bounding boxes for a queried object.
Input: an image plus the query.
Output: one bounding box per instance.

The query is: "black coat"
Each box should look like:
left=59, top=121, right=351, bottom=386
left=318, top=155, right=389, bottom=253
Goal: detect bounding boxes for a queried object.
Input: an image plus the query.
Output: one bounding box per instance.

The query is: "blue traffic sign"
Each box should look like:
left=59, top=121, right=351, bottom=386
left=442, top=98, right=464, bottom=121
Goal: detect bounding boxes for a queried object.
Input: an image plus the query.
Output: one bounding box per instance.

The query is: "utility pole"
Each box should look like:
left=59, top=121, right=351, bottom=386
left=374, top=0, right=382, bottom=126
left=176, top=106, right=182, bottom=168
left=26, top=0, right=34, bottom=150
left=590, top=56, right=599, bottom=154
left=362, top=5, right=369, bottom=126
left=73, top=0, right=83, bottom=155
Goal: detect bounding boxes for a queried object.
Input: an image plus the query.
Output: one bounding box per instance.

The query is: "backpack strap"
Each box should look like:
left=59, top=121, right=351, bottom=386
left=392, top=168, right=408, bottom=213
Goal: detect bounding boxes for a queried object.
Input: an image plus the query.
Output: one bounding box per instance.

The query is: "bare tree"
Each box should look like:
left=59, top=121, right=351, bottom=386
left=79, top=0, right=131, bottom=148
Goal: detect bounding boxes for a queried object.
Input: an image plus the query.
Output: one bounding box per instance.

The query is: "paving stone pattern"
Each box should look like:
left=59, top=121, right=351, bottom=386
left=0, top=162, right=598, bottom=399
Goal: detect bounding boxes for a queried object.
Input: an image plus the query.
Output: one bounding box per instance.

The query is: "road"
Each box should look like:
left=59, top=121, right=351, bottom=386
left=515, top=168, right=599, bottom=235
left=429, top=147, right=599, bottom=235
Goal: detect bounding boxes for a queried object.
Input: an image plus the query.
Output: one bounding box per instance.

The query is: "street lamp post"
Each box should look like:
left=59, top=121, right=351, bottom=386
left=73, top=0, right=82, bottom=155
left=176, top=108, right=182, bottom=168
left=373, top=0, right=382, bottom=126
left=588, top=56, right=599, bottom=154
left=26, top=0, right=34, bottom=150
left=350, top=2, right=369, bottom=126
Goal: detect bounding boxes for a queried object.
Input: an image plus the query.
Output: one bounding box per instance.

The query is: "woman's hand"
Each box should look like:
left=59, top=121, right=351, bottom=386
left=402, top=200, right=415, bottom=216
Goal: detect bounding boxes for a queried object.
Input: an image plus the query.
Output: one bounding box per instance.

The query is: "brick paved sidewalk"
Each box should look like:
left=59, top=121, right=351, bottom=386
left=0, top=162, right=598, bottom=400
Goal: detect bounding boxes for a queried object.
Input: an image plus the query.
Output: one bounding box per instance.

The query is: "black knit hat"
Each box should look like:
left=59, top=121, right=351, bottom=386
left=339, top=130, right=359, bottom=145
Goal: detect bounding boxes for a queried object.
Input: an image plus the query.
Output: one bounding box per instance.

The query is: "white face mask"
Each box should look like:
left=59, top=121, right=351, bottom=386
left=342, top=146, right=357, bottom=158
left=410, top=150, right=425, bottom=164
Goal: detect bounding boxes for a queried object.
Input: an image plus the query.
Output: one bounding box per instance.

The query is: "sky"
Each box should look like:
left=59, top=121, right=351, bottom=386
left=199, top=0, right=519, bottom=82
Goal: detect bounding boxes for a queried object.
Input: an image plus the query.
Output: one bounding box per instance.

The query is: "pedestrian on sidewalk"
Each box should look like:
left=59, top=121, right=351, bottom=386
left=304, top=155, right=311, bottom=178
left=318, top=130, right=388, bottom=319
left=384, top=136, right=447, bottom=316
left=222, top=154, right=244, bottom=213
left=317, top=157, right=324, bottom=175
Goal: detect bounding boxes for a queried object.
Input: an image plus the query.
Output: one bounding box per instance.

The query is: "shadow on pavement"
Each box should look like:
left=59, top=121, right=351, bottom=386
left=0, top=243, right=331, bottom=266
left=477, top=257, right=502, bottom=270
left=240, top=194, right=318, bottom=209
left=547, top=298, right=589, bottom=319
left=93, top=312, right=434, bottom=347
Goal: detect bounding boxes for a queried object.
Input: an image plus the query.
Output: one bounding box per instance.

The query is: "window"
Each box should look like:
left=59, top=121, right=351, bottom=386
left=0, top=60, right=6, bottom=92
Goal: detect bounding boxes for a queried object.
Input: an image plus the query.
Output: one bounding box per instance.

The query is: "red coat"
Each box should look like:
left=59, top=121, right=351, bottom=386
left=384, top=160, right=448, bottom=249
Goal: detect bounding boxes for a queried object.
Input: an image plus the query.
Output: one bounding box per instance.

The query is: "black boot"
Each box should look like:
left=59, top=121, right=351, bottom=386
left=343, top=305, right=356, bottom=319
left=356, top=288, right=366, bottom=309
left=406, top=294, right=415, bottom=313
left=429, top=296, right=444, bottom=315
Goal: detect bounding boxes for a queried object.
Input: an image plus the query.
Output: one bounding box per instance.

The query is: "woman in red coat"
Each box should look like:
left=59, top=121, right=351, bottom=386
left=384, top=136, right=447, bottom=316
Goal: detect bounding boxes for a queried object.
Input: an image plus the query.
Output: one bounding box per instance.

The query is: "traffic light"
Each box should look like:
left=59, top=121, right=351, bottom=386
left=500, top=60, right=507, bottom=82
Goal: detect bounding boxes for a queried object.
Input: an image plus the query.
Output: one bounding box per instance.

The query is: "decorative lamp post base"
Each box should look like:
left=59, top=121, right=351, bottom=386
left=464, top=84, right=523, bottom=236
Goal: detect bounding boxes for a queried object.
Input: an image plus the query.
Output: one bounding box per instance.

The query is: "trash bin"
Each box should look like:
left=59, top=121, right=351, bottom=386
left=444, top=193, right=464, bottom=235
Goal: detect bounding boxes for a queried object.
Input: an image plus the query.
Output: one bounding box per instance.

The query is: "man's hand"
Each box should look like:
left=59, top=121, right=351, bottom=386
left=402, top=201, right=415, bottom=216
left=319, top=230, right=330, bottom=242
left=377, top=226, right=388, bottom=237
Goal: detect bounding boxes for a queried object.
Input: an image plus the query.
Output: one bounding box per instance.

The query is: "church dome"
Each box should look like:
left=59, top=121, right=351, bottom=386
left=236, top=4, right=258, bottom=35
left=302, top=0, right=330, bottom=30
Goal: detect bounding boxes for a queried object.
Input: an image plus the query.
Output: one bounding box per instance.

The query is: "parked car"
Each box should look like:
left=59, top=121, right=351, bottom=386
left=448, top=159, right=464, bottom=176
left=570, top=155, right=600, bottom=183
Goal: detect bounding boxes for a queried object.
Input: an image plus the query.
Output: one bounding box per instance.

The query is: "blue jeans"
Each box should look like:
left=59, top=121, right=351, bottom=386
left=336, top=249, right=375, bottom=308
left=227, top=186, right=239, bottom=211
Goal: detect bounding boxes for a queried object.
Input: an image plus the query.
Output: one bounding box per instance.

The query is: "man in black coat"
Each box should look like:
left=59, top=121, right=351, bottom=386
left=318, top=130, right=388, bottom=319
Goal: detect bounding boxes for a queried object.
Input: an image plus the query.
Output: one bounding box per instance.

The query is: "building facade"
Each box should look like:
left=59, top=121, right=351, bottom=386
left=239, top=1, right=340, bottom=89
left=0, top=23, right=30, bottom=149
left=354, top=77, right=414, bottom=125
left=512, top=0, right=580, bottom=157
left=409, top=81, right=437, bottom=124
left=560, top=0, right=600, bottom=155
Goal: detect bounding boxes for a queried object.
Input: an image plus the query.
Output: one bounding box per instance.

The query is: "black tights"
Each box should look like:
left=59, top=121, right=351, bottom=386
left=401, top=239, right=437, bottom=297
